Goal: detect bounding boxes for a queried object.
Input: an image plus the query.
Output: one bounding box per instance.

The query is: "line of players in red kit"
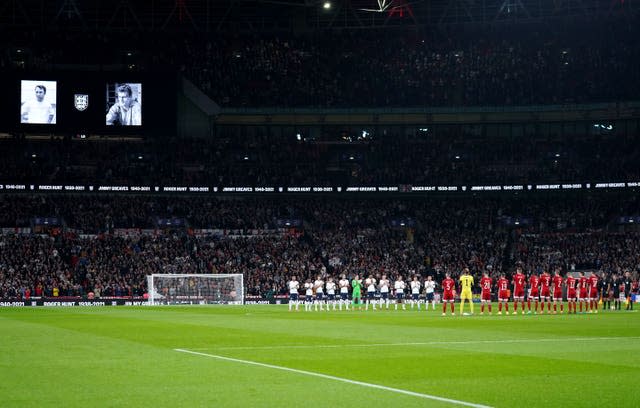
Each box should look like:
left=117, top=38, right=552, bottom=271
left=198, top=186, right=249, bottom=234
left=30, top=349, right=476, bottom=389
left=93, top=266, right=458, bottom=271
left=440, top=267, right=602, bottom=315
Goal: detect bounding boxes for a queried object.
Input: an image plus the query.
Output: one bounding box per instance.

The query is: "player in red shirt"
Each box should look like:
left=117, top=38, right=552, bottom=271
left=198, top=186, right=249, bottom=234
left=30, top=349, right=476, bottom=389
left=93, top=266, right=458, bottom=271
left=578, top=271, right=589, bottom=313
left=497, top=273, right=510, bottom=315
left=528, top=272, right=540, bottom=314
left=512, top=267, right=526, bottom=315
left=588, top=271, right=599, bottom=313
left=540, top=270, right=552, bottom=313
left=552, top=268, right=564, bottom=314
left=566, top=274, right=578, bottom=314
left=480, top=272, right=493, bottom=315
left=441, top=273, right=456, bottom=316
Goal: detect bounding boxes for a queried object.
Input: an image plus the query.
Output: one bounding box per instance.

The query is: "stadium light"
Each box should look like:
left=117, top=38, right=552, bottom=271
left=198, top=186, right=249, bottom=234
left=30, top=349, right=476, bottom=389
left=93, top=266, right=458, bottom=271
left=323, top=1, right=331, bottom=9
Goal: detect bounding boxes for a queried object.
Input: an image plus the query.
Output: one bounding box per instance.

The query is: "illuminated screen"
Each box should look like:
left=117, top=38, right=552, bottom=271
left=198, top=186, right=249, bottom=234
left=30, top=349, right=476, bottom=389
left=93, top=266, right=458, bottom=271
left=105, top=82, right=142, bottom=126
left=20, top=80, right=57, bottom=124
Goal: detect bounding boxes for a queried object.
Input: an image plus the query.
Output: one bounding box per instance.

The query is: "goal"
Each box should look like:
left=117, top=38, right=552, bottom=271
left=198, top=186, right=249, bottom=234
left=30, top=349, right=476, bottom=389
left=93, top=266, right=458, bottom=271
left=146, top=274, right=244, bottom=305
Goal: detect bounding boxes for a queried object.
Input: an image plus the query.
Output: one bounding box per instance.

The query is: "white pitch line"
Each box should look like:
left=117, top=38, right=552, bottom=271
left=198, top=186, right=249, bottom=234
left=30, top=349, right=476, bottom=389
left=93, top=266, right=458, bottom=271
left=188, top=336, right=640, bottom=351
left=174, top=348, right=493, bottom=408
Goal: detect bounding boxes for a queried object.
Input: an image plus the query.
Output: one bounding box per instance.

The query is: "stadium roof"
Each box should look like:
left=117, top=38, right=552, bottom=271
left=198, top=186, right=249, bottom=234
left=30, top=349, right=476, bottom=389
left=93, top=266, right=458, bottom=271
left=0, top=0, right=636, bottom=32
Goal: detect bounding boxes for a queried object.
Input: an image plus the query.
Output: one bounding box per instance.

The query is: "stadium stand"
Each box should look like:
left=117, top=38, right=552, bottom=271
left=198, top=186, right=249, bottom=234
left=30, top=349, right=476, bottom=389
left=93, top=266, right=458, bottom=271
left=0, top=194, right=638, bottom=299
left=4, top=22, right=640, bottom=107
left=1, top=5, right=639, bottom=302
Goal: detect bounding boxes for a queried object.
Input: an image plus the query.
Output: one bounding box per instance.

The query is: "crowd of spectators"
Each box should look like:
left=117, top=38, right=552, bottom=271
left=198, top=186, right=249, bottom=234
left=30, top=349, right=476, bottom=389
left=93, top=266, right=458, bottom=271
left=2, top=193, right=636, bottom=232
left=0, top=193, right=638, bottom=299
left=3, top=20, right=640, bottom=108
left=514, top=232, right=640, bottom=277
left=177, top=23, right=640, bottom=108
left=1, top=129, right=639, bottom=187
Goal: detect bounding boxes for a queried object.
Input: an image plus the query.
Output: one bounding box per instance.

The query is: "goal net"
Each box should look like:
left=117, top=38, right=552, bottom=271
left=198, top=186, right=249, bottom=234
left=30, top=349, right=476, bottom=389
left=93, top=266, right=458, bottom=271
left=146, top=274, right=244, bottom=305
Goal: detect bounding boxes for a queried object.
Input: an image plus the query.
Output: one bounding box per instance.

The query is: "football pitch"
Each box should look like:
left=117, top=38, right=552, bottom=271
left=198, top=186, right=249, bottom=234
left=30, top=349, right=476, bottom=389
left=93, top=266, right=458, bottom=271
left=1, top=305, right=639, bottom=408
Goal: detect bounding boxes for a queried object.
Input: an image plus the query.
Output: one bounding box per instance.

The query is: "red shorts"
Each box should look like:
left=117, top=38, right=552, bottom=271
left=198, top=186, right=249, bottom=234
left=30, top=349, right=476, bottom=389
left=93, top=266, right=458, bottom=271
left=553, top=291, right=563, bottom=300
left=498, top=290, right=509, bottom=301
left=443, top=291, right=454, bottom=301
left=514, top=288, right=525, bottom=298
left=579, top=289, right=588, bottom=299
left=529, top=290, right=539, bottom=299
left=541, top=288, right=551, bottom=298
left=589, top=290, right=598, bottom=299
left=481, top=292, right=491, bottom=301
left=567, top=290, right=577, bottom=300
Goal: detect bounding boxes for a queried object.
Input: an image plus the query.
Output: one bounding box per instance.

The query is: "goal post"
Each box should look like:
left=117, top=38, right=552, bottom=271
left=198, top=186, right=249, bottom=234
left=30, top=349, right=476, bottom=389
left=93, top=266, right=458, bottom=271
left=146, top=274, right=244, bottom=305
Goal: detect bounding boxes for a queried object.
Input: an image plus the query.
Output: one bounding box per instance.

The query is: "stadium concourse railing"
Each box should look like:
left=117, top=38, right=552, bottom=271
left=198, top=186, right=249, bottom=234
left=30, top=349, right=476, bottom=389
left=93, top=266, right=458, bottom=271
left=221, top=101, right=640, bottom=114
left=215, top=101, right=640, bottom=126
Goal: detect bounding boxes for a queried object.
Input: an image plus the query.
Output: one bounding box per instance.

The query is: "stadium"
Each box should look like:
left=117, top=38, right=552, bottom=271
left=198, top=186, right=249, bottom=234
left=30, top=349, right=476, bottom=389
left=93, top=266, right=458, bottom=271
left=1, top=1, right=639, bottom=407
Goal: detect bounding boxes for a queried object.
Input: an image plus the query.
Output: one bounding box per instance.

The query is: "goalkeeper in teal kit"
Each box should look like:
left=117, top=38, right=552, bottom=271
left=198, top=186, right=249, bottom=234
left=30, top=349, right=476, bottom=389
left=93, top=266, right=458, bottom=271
left=351, top=274, right=363, bottom=310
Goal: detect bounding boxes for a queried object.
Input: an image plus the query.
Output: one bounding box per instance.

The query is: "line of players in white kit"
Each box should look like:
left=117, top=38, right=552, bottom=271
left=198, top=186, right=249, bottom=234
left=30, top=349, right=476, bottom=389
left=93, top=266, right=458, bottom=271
left=287, top=274, right=437, bottom=311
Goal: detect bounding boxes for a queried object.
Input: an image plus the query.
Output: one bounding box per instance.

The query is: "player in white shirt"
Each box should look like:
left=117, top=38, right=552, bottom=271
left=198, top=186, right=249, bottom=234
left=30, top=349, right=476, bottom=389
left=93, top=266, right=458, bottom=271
left=338, top=274, right=350, bottom=311
left=288, top=276, right=300, bottom=311
left=379, top=274, right=391, bottom=309
left=325, top=277, right=337, bottom=311
left=424, top=276, right=437, bottom=311
left=394, top=276, right=406, bottom=310
left=410, top=275, right=422, bottom=310
left=365, top=275, right=377, bottom=311
left=304, top=279, right=314, bottom=311
left=313, top=275, right=325, bottom=311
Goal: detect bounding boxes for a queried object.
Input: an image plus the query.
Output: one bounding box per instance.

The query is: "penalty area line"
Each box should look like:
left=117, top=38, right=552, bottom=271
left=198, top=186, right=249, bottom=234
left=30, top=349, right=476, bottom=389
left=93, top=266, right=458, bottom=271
left=174, top=348, right=493, bottom=408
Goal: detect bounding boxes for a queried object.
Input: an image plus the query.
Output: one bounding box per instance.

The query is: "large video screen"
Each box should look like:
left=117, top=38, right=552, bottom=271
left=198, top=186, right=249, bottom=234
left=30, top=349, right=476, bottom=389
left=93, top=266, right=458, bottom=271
left=105, top=82, right=142, bottom=126
left=20, top=80, right=57, bottom=124
left=3, top=72, right=175, bottom=135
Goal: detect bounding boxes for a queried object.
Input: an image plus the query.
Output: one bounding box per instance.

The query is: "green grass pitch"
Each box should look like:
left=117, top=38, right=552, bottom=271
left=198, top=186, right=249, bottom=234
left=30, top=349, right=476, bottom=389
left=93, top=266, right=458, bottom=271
left=1, top=305, right=639, bottom=407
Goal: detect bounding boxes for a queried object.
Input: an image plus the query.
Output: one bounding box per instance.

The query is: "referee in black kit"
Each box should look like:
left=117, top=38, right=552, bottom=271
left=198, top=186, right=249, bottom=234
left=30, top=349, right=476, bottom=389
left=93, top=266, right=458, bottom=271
left=600, top=272, right=611, bottom=311
left=612, top=274, right=621, bottom=310
left=623, top=271, right=634, bottom=311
